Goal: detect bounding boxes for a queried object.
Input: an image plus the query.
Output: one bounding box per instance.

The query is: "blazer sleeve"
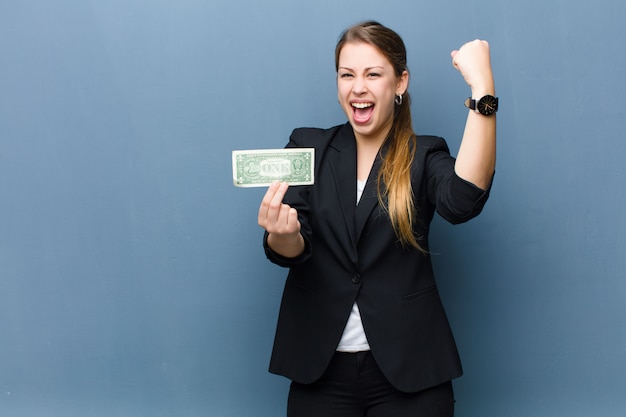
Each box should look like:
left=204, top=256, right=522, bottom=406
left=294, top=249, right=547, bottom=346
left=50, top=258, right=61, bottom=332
left=424, top=136, right=493, bottom=225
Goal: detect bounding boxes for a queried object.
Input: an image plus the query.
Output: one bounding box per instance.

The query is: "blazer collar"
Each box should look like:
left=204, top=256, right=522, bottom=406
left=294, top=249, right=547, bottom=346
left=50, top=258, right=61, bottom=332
left=327, top=124, right=358, bottom=248
left=355, top=151, right=383, bottom=243
left=327, top=123, right=389, bottom=247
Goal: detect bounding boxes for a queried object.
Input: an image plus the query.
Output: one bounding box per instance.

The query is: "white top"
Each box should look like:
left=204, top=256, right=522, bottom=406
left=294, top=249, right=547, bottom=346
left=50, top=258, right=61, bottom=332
left=336, top=179, right=371, bottom=352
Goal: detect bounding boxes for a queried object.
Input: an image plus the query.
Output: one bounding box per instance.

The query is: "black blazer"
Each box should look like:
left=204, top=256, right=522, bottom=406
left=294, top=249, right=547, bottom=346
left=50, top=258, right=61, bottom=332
left=264, top=123, right=491, bottom=393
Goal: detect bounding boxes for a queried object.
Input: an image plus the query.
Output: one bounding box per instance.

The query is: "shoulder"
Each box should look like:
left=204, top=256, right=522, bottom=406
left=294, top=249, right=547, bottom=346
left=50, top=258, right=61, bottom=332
left=411, top=135, right=456, bottom=180
left=412, top=135, right=453, bottom=164
left=414, top=135, right=450, bottom=154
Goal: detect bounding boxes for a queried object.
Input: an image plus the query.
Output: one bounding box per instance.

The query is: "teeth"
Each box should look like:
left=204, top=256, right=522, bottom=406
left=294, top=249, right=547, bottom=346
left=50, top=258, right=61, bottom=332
left=352, top=102, right=373, bottom=109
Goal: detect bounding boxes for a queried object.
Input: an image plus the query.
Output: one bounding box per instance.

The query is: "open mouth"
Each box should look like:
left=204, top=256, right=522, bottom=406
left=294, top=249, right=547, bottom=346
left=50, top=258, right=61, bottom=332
left=352, top=102, right=374, bottom=124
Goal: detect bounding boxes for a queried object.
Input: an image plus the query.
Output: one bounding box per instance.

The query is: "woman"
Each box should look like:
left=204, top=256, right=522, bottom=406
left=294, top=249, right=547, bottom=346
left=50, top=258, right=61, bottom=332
left=258, top=21, right=496, bottom=417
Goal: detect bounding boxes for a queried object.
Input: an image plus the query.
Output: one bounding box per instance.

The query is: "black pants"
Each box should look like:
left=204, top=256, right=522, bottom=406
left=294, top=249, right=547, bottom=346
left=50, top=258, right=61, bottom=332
left=287, top=351, right=454, bottom=417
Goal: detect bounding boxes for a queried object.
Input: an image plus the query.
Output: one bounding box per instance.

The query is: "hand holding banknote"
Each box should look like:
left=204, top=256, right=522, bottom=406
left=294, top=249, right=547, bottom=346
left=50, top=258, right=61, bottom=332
left=257, top=181, right=305, bottom=258
left=233, top=148, right=311, bottom=257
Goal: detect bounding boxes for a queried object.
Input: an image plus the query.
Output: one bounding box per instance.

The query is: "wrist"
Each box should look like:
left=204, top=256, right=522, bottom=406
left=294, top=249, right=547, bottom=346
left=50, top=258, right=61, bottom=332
left=267, top=232, right=304, bottom=258
left=469, top=75, right=495, bottom=97
left=470, top=85, right=495, bottom=98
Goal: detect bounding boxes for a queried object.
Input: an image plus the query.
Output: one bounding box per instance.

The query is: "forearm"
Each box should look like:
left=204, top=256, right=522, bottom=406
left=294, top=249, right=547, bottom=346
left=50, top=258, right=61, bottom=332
left=454, top=87, right=496, bottom=190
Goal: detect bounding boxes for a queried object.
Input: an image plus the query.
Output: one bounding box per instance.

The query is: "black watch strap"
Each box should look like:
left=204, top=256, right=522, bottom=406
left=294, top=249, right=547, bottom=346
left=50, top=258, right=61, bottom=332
left=464, top=97, right=478, bottom=111
left=464, top=95, right=498, bottom=115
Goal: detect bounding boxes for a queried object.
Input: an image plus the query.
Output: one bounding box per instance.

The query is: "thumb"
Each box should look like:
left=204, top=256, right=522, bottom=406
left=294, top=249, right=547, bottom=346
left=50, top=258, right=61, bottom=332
left=288, top=208, right=300, bottom=230
left=450, top=50, right=460, bottom=70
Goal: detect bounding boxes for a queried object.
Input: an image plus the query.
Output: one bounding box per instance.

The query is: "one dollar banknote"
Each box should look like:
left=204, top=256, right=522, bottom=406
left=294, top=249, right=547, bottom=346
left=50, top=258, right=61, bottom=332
left=232, top=148, right=315, bottom=187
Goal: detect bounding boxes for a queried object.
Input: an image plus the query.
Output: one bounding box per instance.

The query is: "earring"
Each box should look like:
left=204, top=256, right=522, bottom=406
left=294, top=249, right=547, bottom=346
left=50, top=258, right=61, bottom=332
left=395, top=94, right=403, bottom=105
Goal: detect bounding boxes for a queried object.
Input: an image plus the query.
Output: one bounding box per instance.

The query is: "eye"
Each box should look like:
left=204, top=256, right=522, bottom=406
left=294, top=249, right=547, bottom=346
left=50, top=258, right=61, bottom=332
left=339, top=73, right=354, bottom=78
left=367, top=72, right=381, bottom=78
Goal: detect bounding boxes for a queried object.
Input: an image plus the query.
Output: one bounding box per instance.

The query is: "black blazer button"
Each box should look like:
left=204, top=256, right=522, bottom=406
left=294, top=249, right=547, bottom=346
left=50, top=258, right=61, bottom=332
left=351, top=274, right=361, bottom=284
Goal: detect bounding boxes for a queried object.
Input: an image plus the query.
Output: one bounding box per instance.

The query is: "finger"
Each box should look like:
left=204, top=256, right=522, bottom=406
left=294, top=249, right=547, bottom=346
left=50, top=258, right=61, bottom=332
left=274, top=181, right=290, bottom=202
left=266, top=182, right=289, bottom=225
left=269, top=182, right=289, bottom=212
left=258, top=181, right=281, bottom=224
left=287, top=207, right=300, bottom=232
left=261, top=181, right=281, bottom=206
left=276, top=205, right=300, bottom=234
left=450, top=50, right=460, bottom=70
left=275, top=203, right=292, bottom=231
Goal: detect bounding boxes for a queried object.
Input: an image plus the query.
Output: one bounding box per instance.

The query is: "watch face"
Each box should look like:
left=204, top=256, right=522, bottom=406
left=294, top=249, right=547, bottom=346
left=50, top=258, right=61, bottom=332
left=477, top=95, right=498, bottom=115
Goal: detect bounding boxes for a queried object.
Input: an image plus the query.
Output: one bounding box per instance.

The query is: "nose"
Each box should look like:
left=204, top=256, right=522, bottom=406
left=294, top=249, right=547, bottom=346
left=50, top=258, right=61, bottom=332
left=352, top=76, right=367, bottom=95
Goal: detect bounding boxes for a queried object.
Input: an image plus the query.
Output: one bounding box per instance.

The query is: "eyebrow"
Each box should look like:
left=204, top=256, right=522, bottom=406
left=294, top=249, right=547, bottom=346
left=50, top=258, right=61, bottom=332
left=338, top=65, right=386, bottom=72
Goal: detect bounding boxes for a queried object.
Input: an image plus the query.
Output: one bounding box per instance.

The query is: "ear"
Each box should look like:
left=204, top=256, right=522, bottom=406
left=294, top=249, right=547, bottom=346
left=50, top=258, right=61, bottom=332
left=396, top=70, right=409, bottom=96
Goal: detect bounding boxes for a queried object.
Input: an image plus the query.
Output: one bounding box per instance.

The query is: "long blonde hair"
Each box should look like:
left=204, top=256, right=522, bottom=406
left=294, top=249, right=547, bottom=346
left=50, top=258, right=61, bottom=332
left=335, top=21, right=422, bottom=250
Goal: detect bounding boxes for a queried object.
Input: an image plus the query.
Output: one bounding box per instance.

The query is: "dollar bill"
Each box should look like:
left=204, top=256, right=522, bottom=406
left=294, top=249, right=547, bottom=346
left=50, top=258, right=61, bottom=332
left=232, top=148, right=315, bottom=187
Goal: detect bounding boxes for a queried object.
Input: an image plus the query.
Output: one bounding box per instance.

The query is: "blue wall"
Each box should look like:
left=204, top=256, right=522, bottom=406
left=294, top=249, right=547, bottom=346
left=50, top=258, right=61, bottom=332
left=1, top=1, right=624, bottom=416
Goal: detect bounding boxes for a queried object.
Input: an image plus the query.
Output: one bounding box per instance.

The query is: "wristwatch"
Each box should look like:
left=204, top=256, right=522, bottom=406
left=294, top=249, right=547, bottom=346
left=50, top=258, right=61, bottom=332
left=464, top=95, right=498, bottom=116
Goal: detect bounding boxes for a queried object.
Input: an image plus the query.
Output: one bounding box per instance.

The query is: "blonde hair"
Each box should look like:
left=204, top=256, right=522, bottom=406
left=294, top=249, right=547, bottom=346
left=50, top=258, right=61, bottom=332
left=335, top=21, right=422, bottom=250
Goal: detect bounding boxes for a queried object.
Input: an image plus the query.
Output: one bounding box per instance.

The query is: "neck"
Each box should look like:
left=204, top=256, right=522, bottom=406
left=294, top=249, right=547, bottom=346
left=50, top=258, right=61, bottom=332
left=354, top=126, right=391, bottom=153
left=355, top=128, right=390, bottom=182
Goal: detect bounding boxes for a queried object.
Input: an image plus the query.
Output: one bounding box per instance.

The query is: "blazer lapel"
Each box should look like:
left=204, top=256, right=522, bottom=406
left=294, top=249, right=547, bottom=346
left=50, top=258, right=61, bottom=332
left=326, top=124, right=390, bottom=249
left=327, top=125, right=358, bottom=249
left=355, top=150, right=383, bottom=243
